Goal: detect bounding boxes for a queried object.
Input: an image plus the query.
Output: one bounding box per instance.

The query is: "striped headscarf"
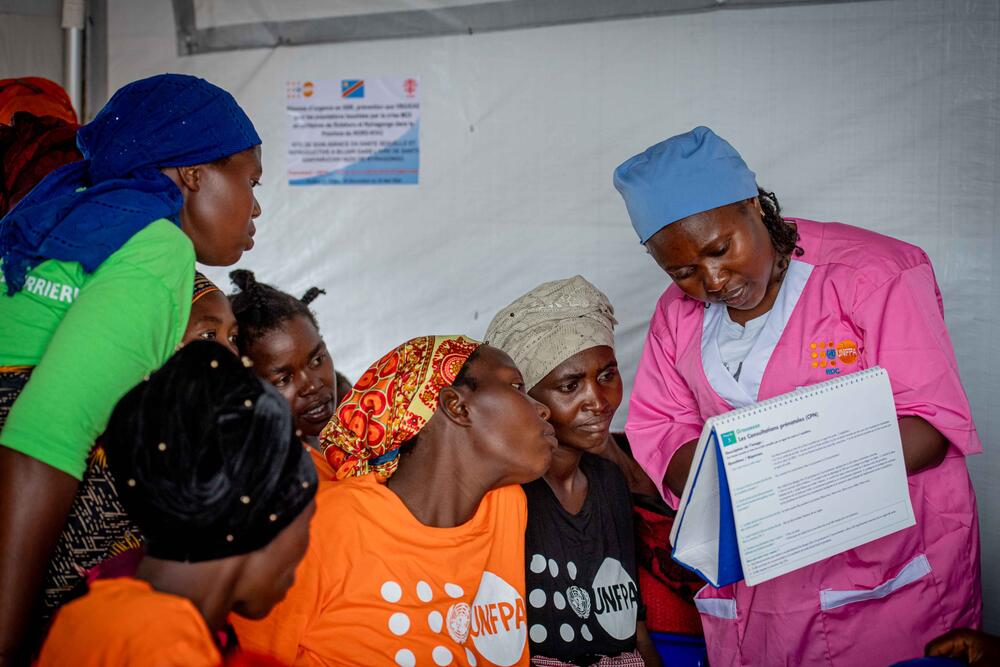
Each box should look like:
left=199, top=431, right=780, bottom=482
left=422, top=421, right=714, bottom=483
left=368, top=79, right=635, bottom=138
left=191, top=271, right=221, bottom=305
left=321, top=335, right=481, bottom=481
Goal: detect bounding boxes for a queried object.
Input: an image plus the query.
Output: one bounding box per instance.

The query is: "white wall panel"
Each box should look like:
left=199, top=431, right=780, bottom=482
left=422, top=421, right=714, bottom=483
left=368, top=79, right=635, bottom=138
left=0, top=13, right=63, bottom=83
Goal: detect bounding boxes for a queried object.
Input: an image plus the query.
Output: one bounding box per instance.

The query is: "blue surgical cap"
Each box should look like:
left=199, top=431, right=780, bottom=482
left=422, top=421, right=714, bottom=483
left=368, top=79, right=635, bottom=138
left=613, top=126, right=758, bottom=244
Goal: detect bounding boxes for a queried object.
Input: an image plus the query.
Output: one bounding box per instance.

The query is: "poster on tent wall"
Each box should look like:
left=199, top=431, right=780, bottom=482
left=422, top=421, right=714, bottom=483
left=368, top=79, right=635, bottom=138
left=286, top=77, right=420, bottom=185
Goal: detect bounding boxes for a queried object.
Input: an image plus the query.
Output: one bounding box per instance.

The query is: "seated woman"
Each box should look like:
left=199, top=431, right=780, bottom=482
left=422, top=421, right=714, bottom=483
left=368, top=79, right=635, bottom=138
left=37, top=341, right=316, bottom=666
left=228, top=269, right=337, bottom=479
left=233, top=335, right=557, bottom=666
left=182, top=272, right=240, bottom=355
left=485, top=276, right=660, bottom=667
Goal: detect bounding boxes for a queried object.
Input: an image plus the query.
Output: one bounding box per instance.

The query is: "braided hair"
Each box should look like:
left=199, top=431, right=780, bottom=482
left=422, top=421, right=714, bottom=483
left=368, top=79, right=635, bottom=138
left=229, top=269, right=325, bottom=351
left=755, top=187, right=803, bottom=268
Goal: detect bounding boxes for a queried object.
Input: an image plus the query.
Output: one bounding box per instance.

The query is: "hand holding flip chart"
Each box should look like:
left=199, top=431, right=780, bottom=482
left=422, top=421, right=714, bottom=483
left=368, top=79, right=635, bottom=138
left=669, top=367, right=915, bottom=587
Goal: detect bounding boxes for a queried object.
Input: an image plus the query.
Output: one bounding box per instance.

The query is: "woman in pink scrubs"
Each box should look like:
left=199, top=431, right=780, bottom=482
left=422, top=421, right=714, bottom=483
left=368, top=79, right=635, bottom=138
left=614, top=126, right=981, bottom=667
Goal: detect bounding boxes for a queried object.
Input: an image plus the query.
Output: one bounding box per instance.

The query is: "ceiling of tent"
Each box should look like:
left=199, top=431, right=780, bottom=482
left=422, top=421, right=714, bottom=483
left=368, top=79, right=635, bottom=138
left=174, top=0, right=882, bottom=54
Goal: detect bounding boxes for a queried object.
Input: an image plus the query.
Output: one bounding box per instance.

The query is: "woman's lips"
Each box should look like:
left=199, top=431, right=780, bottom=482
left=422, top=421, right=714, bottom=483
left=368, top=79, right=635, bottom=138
left=300, top=398, right=333, bottom=424
left=720, top=283, right=748, bottom=307
left=576, top=416, right=613, bottom=433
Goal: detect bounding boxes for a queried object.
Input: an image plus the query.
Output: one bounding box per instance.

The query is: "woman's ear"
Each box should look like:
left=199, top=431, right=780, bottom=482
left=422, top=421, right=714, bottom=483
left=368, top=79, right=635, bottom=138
left=438, top=386, right=472, bottom=427
left=173, top=165, right=202, bottom=193
left=752, top=196, right=764, bottom=218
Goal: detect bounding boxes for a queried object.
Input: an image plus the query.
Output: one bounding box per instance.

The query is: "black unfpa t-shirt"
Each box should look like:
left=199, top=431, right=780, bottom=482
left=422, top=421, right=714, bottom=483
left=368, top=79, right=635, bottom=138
left=523, top=454, right=644, bottom=664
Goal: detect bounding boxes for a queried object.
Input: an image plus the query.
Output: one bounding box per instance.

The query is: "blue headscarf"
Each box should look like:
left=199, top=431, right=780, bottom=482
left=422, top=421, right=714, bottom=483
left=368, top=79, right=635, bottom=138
left=0, top=73, right=261, bottom=294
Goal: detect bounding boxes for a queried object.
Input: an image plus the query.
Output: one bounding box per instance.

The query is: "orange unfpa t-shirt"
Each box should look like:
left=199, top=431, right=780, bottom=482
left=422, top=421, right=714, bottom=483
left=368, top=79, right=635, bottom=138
left=307, top=444, right=336, bottom=482
left=37, top=578, right=222, bottom=666
left=233, top=475, right=531, bottom=667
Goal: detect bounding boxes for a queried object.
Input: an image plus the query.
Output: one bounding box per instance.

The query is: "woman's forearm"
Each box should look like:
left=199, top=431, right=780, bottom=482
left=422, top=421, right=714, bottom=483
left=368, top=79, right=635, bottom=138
left=0, top=446, right=78, bottom=666
left=664, top=439, right=698, bottom=499
left=899, top=416, right=948, bottom=474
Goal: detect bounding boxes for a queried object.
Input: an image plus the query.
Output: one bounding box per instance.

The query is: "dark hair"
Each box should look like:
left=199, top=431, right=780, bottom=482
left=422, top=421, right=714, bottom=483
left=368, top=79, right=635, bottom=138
left=398, top=346, right=483, bottom=456
left=451, top=346, right=482, bottom=392
left=334, top=371, right=353, bottom=407
left=103, top=341, right=317, bottom=562
left=754, top=188, right=803, bottom=267
left=229, top=269, right=325, bottom=350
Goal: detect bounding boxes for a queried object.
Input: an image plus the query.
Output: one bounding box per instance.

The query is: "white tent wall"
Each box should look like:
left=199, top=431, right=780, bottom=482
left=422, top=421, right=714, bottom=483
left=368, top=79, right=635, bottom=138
left=0, top=1, right=64, bottom=83
left=107, top=0, right=1000, bottom=631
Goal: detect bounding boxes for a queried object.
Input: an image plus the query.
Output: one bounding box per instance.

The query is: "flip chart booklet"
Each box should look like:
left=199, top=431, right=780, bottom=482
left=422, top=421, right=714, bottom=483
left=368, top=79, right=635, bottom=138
left=669, top=367, right=915, bottom=587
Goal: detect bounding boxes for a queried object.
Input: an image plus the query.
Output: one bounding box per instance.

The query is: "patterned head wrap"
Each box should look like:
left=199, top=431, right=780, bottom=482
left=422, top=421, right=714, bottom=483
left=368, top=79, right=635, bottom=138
left=191, top=271, right=221, bottom=305
left=321, top=335, right=482, bottom=481
left=485, top=275, right=617, bottom=391
left=0, top=77, right=77, bottom=125
left=0, top=73, right=260, bottom=295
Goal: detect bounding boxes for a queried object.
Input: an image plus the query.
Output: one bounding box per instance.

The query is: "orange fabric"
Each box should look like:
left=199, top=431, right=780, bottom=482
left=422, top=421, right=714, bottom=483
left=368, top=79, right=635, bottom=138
left=37, top=578, right=222, bottom=666
left=233, top=476, right=531, bottom=667
left=306, top=445, right=336, bottom=482
left=0, top=77, right=77, bottom=125
left=321, top=335, right=480, bottom=480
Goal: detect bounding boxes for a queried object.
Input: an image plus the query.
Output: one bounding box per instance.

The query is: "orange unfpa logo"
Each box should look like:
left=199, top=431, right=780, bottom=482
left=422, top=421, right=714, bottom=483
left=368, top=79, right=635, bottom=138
left=808, top=339, right=858, bottom=368
left=835, top=340, right=858, bottom=365
left=302, top=81, right=314, bottom=97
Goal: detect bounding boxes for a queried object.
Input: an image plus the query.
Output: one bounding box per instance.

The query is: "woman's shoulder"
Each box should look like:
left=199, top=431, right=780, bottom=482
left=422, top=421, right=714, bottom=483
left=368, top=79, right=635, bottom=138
left=108, top=219, right=194, bottom=273
left=315, top=475, right=381, bottom=514
left=650, top=282, right=704, bottom=336
left=793, top=218, right=932, bottom=284
left=40, top=578, right=217, bottom=664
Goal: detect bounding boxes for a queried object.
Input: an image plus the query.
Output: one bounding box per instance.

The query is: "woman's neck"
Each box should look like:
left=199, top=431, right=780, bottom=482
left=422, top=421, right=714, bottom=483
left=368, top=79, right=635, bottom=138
left=543, top=444, right=588, bottom=515
left=386, top=442, right=495, bottom=528
left=728, top=257, right=789, bottom=325
left=135, top=556, right=237, bottom=635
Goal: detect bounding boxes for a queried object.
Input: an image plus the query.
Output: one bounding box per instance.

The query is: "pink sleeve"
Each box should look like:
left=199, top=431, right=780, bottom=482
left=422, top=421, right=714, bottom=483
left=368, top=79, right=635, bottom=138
left=855, top=263, right=981, bottom=456
left=626, top=302, right=704, bottom=508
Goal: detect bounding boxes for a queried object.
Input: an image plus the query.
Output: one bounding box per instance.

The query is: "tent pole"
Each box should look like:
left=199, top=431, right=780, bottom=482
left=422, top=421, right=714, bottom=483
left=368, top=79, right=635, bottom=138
left=62, top=0, right=86, bottom=119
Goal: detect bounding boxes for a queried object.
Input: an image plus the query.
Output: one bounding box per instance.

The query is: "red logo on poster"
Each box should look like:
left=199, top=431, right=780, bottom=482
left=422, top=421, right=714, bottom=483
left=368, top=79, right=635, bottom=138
left=403, top=78, right=418, bottom=97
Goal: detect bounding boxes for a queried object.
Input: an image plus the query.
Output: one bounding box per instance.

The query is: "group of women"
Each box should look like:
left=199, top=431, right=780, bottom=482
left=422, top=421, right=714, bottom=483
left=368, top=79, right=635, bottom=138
left=0, top=72, right=987, bottom=667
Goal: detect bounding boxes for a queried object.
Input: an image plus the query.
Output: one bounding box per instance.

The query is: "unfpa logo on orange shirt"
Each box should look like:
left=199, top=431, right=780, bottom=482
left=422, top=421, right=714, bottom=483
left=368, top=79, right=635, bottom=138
left=809, top=339, right=858, bottom=375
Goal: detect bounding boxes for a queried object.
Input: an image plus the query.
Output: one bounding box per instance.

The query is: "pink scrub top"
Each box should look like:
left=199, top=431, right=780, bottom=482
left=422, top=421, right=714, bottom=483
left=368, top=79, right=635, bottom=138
left=627, top=219, right=981, bottom=667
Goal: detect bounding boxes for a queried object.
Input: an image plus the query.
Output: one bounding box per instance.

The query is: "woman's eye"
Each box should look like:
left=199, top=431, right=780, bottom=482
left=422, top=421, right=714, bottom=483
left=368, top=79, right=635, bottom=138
left=251, top=179, right=262, bottom=188
left=309, top=354, right=324, bottom=368
left=227, top=333, right=238, bottom=345
left=671, top=269, right=694, bottom=281
left=512, top=383, right=525, bottom=393
left=273, top=376, right=290, bottom=388
left=558, top=382, right=578, bottom=393
left=710, top=242, right=730, bottom=257
left=599, top=370, right=618, bottom=383
left=198, top=330, right=216, bottom=340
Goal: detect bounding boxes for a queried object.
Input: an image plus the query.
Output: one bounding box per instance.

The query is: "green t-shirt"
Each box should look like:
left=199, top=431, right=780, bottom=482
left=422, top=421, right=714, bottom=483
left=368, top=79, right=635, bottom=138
left=0, top=219, right=194, bottom=479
